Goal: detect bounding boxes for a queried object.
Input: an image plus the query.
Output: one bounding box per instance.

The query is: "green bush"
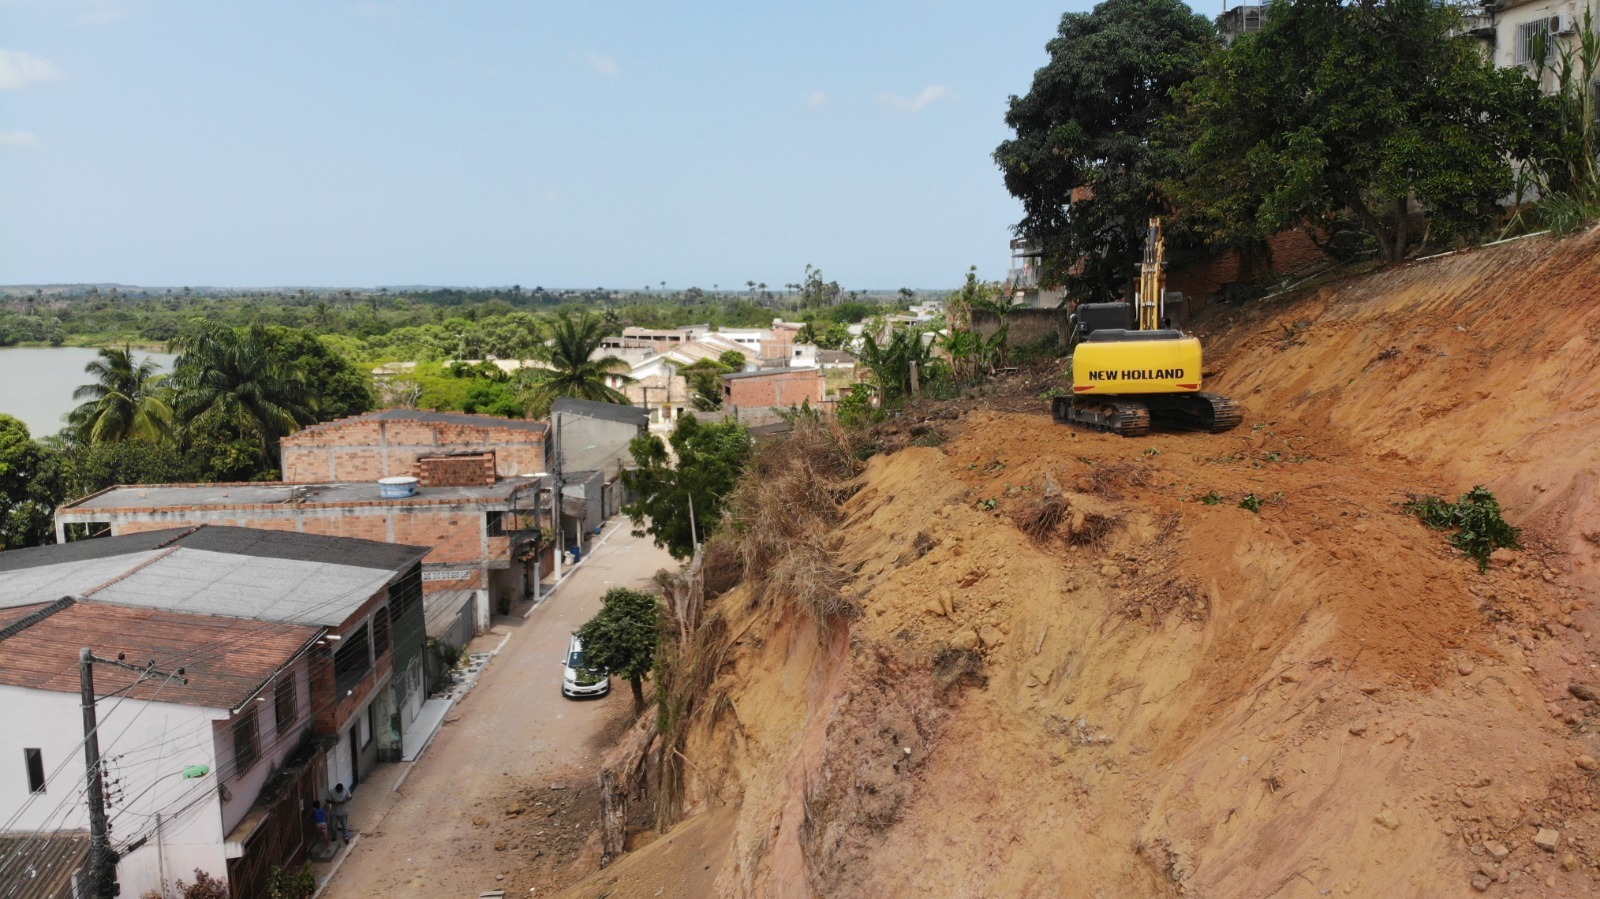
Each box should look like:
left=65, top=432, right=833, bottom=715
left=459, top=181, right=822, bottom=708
left=1403, top=486, right=1521, bottom=572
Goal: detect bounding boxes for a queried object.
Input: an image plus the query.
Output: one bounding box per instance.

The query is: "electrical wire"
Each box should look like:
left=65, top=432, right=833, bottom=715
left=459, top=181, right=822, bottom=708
left=0, top=556, right=429, bottom=887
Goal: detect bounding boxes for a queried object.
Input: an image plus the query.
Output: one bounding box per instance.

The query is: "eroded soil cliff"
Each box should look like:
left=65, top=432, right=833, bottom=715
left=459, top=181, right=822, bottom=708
left=566, top=228, right=1600, bottom=898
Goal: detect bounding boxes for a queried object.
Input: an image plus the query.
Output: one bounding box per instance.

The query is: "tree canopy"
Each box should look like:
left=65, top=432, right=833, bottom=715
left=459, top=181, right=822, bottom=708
left=520, top=311, right=633, bottom=418
left=66, top=346, right=174, bottom=445
left=0, top=416, right=59, bottom=550
left=621, top=416, right=753, bottom=560
left=1174, top=0, right=1548, bottom=261
left=576, top=587, right=661, bottom=713
left=995, top=0, right=1217, bottom=301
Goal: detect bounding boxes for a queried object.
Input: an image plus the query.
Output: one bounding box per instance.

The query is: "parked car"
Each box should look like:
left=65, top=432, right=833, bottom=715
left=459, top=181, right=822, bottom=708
left=561, top=634, right=610, bottom=698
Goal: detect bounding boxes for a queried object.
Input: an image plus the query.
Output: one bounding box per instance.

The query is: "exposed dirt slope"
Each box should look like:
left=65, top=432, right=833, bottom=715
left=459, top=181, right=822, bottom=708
left=561, top=228, right=1600, bottom=899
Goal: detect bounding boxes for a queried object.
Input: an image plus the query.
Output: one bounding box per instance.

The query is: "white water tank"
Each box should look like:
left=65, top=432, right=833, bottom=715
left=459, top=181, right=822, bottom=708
left=378, top=476, right=420, bottom=498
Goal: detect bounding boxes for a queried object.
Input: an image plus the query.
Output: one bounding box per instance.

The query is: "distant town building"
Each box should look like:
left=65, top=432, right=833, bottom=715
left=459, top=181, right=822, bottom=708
left=721, top=368, right=827, bottom=426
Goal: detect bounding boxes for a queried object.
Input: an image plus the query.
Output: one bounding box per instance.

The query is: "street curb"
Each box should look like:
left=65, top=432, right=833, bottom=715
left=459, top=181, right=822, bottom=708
left=522, top=520, right=628, bottom=619
left=310, top=832, right=363, bottom=899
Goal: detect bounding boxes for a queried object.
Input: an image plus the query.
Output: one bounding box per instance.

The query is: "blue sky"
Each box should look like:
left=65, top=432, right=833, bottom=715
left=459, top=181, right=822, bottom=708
left=0, top=0, right=1096, bottom=290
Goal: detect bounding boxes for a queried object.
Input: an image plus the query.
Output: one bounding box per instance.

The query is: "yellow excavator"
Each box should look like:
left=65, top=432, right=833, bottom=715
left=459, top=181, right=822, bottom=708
left=1052, top=218, right=1241, bottom=437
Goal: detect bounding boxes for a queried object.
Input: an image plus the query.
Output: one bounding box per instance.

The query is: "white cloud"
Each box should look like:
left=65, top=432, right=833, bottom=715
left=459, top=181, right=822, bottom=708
left=880, top=84, right=954, bottom=113
left=0, top=50, right=62, bottom=91
left=806, top=91, right=828, bottom=109
left=588, top=54, right=619, bottom=78
left=0, top=131, right=40, bottom=147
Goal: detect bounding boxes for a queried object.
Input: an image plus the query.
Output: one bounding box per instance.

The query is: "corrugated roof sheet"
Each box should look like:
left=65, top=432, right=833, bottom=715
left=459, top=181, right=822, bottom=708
left=0, top=831, right=89, bottom=899
left=552, top=397, right=648, bottom=428
left=0, top=527, right=425, bottom=625
left=0, top=601, right=318, bottom=710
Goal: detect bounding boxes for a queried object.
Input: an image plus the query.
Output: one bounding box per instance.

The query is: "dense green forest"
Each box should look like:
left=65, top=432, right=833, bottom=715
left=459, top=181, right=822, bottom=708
left=0, top=277, right=918, bottom=356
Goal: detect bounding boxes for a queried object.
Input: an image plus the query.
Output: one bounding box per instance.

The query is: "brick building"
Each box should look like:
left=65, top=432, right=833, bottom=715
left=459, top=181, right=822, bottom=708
left=280, top=410, right=549, bottom=483
left=54, top=477, right=545, bottom=630
left=721, top=368, right=827, bottom=426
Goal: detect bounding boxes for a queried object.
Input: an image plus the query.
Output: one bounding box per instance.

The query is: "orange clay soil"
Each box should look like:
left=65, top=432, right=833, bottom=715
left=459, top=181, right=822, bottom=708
left=560, top=228, right=1600, bottom=899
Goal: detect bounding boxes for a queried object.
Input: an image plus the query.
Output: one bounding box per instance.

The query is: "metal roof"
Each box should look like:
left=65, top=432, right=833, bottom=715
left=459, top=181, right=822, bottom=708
left=0, top=831, right=89, bottom=899
left=0, top=527, right=426, bottom=626
left=0, top=599, right=319, bottom=711
left=552, top=397, right=648, bottom=428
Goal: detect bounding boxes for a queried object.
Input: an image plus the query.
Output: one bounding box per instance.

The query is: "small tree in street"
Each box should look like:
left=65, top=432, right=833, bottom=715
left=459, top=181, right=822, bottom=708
left=577, top=588, right=661, bottom=714
left=621, top=416, right=753, bottom=560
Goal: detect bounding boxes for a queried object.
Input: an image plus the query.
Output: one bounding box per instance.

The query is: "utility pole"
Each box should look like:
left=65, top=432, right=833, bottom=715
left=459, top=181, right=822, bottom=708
left=552, top=413, right=564, bottom=582
left=81, top=649, right=187, bottom=899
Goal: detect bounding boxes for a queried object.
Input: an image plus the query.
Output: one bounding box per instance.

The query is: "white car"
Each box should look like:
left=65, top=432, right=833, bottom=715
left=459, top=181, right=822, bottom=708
left=561, top=635, right=610, bottom=698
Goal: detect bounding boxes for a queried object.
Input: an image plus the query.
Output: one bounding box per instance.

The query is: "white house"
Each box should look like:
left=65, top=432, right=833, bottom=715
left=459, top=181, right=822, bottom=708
left=0, top=599, right=320, bottom=899
left=1483, top=0, right=1595, bottom=90
left=0, top=527, right=431, bottom=899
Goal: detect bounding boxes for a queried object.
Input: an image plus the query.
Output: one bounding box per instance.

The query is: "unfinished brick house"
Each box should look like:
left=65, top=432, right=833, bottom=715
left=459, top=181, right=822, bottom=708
left=54, top=475, right=546, bottom=633
left=279, top=410, right=549, bottom=483
left=720, top=368, right=827, bottom=426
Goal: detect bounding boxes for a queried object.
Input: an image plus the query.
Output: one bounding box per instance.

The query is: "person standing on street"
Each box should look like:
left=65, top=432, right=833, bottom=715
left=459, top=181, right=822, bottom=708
left=329, top=783, right=353, bottom=844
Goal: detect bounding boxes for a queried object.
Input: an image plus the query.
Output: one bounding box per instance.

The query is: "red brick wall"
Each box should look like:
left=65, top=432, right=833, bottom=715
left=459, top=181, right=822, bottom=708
left=1167, top=230, right=1329, bottom=309
left=281, top=415, right=546, bottom=483
left=724, top=370, right=825, bottom=409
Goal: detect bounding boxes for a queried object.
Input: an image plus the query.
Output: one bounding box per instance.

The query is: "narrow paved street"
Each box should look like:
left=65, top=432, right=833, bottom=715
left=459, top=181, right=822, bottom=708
left=322, top=523, right=676, bottom=898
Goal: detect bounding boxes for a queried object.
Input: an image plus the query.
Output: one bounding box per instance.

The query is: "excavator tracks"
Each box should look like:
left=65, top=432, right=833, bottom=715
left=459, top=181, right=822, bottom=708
left=1052, top=393, right=1241, bottom=437
left=1146, top=392, right=1243, bottom=433
left=1052, top=396, right=1152, bottom=437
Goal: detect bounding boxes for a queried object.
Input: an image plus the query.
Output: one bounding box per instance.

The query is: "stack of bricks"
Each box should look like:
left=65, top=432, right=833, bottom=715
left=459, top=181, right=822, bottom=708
left=416, top=452, right=497, bottom=488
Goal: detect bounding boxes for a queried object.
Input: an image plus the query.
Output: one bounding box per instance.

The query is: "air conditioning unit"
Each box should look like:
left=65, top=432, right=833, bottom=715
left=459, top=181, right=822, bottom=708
left=1549, top=13, right=1577, bottom=35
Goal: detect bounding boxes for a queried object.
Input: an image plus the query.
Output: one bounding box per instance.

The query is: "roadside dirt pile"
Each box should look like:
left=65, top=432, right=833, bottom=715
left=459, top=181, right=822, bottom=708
left=563, top=228, right=1600, bottom=898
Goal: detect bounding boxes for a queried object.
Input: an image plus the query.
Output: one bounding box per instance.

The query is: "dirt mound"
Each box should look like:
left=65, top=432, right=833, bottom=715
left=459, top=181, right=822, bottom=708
left=560, top=228, right=1600, bottom=898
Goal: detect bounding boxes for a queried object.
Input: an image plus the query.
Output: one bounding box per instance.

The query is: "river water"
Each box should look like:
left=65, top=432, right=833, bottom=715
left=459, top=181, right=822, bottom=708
left=0, top=347, right=176, bottom=439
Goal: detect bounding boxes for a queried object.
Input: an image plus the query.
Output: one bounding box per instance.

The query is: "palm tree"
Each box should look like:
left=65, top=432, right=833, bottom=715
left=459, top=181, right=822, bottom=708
left=67, top=346, right=175, bottom=444
left=168, top=323, right=314, bottom=467
left=520, top=312, right=634, bottom=418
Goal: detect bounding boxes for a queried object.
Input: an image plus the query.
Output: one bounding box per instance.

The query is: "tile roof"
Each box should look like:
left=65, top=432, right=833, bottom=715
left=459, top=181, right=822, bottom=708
left=0, top=599, right=319, bottom=711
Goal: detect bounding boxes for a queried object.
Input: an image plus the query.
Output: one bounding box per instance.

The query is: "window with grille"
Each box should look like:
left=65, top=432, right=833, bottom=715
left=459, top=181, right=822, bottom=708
left=372, top=607, right=391, bottom=659
left=485, top=511, right=506, bottom=537
left=333, top=624, right=372, bottom=697
left=233, top=709, right=260, bottom=776
left=274, top=672, right=298, bottom=732
left=1516, top=19, right=1553, bottom=65
left=24, top=748, right=44, bottom=794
